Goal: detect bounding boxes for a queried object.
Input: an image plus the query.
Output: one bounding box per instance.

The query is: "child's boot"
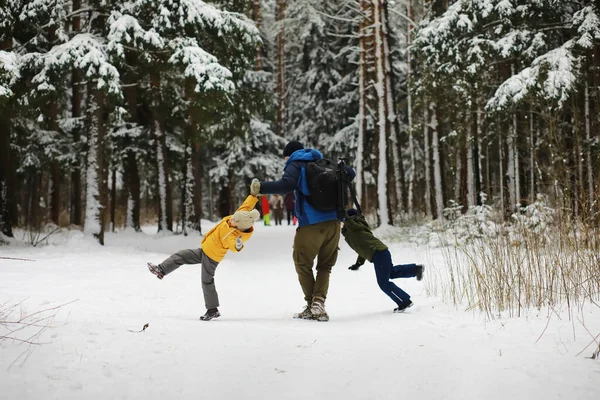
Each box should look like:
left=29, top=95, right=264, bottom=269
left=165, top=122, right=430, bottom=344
left=393, top=300, right=414, bottom=313
left=200, top=308, right=221, bottom=321
left=147, top=263, right=164, bottom=280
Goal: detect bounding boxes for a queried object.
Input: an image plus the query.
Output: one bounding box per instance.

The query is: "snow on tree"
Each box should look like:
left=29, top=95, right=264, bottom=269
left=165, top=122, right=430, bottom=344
left=28, top=34, right=121, bottom=96
left=487, top=41, right=578, bottom=110
left=107, top=0, right=260, bottom=230
left=0, top=51, right=19, bottom=99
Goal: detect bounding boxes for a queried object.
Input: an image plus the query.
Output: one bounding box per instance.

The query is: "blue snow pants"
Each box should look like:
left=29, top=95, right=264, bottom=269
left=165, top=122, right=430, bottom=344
left=371, top=249, right=418, bottom=307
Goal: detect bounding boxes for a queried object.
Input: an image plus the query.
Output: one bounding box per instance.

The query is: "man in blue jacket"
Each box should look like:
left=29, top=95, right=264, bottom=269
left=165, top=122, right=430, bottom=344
left=250, top=141, right=356, bottom=321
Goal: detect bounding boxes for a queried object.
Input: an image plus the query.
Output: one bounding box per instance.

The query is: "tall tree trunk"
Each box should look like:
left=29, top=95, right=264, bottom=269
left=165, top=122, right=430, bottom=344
left=467, top=113, right=475, bottom=208
left=499, top=131, right=505, bottom=215
left=48, top=100, right=62, bottom=225
left=423, top=105, right=432, bottom=217
left=584, top=82, right=594, bottom=216
left=358, top=0, right=378, bottom=219
left=373, top=0, right=390, bottom=225
left=26, top=173, right=42, bottom=232
left=275, top=0, right=286, bottom=136
left=84, top=89, right=108, bottom=245
left=123, top=68, right=141, bottom=232
left=181, top=142, right=189, bottom=235
left=110, top=167, right=117, bottom=232
left=406, top=0, right=416, bottom=216
left=0, top=37, right=16, bottom=237
left=474, top=103, right=482, bottom=205
left=181, top=141, right=196, bottom=236
left=507, top=116, right=517, bottom=211
left=70, top=0, right=83, bottom=226
left=151, top=71, right=173, bottom=232
left=356, top=0, right=368, bottom=209
left=0, top=100, right=15, bottom=237
left=431, top=104, right=444, bottom=219
left=514, top=114, right=520, bottom=209
left=576, top=124, right=583, bottom=218
left=183, top=79, right=201, bottom=234
left=124, top=150, right=141, bottom=232
left=382, top=1, right=402, bottom=218
left=191, top=140, right=203, bottom=234
left=467, top=99, right=482, bottom=206
left=509, top=65, right=521, bottom=210
left=46, top=26, right=62, bottom=226
left=218, top=181, right=233, bottom=218
left=485, top=136, right=491, bottom=199
left=454, top=143, right=462, bottom=203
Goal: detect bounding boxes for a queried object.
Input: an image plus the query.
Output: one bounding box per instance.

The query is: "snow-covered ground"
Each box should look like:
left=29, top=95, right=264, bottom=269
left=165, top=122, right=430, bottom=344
left=1, top=223, right=599, bottom=400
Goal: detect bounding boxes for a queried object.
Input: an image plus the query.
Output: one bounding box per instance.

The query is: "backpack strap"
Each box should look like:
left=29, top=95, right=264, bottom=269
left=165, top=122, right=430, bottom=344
left=296, top=163, right=309, bottom=217
left=337, top=159, right=362, bottom=219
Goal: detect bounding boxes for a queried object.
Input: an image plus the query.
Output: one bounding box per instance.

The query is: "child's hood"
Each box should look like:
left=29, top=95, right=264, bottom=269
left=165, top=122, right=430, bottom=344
left=343, top=210, right=370, bottom=231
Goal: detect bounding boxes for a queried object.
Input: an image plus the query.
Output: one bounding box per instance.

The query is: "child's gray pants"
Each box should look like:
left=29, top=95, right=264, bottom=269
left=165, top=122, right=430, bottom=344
left=159, top=248, right=220, bottom=309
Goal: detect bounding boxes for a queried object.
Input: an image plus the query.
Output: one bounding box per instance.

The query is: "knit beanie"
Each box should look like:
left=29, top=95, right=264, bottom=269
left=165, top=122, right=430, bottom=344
left=283, top=140, right=304, bottom=157
left=232, top=209, right=260, bottom=231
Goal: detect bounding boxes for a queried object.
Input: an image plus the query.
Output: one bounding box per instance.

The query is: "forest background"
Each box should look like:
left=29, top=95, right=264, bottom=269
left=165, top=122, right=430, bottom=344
left=1, top=0, right=599, bottom=245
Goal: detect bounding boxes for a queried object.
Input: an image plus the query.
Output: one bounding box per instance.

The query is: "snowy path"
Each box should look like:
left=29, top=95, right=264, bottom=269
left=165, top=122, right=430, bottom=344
left=1, top=224, right=599, bottom=400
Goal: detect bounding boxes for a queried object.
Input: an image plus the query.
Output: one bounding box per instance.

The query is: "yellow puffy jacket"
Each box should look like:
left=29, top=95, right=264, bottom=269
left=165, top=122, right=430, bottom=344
left=201, top=195, right=259, bottom=262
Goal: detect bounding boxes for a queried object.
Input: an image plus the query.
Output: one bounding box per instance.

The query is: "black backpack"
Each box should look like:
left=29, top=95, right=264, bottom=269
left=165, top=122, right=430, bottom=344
left=303, top=158, right=361, bottom=218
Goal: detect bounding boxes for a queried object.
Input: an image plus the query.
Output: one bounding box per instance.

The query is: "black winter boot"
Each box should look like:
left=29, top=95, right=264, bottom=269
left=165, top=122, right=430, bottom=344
left=393, top=300, right=414, bottom=313
left=200, top=308, right=221, bottom=321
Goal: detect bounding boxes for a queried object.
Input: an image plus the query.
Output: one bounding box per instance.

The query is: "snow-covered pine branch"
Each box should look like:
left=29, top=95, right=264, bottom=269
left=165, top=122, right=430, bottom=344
left=107, top=12, right=166, bottom=58
left=27, top=33, right=120, bottom=95
left=19, top=0, right=71, bottom=44
left=573, top=5, right=600, bottom=49
left=168, top=38, right=234, bottom=92
left=485, top=3, right=600, bottom=111
left=487, top=40, right=579, bottom=110
left=0, top=51, right=20, bottom=98
left=112, top=0, right=259, bottom=44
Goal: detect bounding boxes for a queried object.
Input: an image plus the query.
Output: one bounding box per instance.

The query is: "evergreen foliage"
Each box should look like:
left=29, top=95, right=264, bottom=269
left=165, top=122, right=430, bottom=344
left=1, top=0, right=598, bottom=241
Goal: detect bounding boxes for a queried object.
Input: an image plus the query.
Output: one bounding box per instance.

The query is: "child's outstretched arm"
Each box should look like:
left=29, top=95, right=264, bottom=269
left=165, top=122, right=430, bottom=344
left=349, top=256, right=366, bottom=270
left=236, top=194, right=259, bottom=212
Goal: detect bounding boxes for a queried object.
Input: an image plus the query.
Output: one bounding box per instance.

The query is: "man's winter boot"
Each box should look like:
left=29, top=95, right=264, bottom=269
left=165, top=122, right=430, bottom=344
left=147, top=263, right=164, bottom=280
left=393, top=300, right=414, bottom=313
left=416, top=265, right=425, bottom=281
left=310, top=296, right=329, bottom=321
left=293, top=303, right=313, bottom=320
left=200, top=308, right=221, bottom=321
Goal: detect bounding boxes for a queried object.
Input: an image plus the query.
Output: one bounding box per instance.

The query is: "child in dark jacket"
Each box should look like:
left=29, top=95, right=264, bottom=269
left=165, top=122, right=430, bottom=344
left=342, top=209, right=424, bottom=312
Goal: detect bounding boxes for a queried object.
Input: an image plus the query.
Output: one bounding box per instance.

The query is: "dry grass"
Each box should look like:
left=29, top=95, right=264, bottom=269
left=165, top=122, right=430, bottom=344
left=435, top=217, right=600, bottom=320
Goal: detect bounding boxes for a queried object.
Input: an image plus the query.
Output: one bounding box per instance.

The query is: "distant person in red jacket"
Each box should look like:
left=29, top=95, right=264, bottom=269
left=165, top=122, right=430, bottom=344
left=284, top=192, right=295, bottom=225
left=261, top=195, right=271, bottom=226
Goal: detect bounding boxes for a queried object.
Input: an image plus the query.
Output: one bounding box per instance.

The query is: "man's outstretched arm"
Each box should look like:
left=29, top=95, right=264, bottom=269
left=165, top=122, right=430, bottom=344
left=253, top=163, right=301, bottom=195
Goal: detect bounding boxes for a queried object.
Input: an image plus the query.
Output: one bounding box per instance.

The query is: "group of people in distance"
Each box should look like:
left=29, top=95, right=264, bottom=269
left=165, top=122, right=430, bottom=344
left=258, top=193, right=296, bottom=227
left=147, top=141, right=424, bottom=322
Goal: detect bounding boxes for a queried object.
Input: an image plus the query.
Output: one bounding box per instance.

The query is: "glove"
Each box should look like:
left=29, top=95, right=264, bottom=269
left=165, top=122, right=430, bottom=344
left=348, top=264, right=361, bottom=271
left=235, top=236, right=243, bottom=251
left=250, top=179, right=261, bottom=196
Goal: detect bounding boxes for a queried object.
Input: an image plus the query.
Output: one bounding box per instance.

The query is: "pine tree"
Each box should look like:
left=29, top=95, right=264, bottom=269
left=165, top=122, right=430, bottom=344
left=108, top=0, right=260, bottom=229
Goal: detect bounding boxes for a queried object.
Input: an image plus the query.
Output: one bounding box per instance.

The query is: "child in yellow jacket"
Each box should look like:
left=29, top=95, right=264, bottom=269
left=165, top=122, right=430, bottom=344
left=147, top=195, right=260, bottom=321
